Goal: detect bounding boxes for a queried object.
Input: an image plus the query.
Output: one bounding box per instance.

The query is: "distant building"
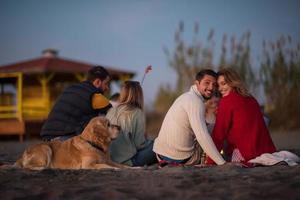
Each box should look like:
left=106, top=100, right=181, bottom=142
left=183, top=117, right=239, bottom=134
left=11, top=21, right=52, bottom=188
left=0, top=49, right=135, bottom=141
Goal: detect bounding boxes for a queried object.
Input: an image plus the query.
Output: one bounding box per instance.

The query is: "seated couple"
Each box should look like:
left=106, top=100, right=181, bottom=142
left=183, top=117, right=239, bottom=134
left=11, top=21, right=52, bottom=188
left=40, top=66, right=156, bottom=167
left=153, top=68, right=277, bottom=167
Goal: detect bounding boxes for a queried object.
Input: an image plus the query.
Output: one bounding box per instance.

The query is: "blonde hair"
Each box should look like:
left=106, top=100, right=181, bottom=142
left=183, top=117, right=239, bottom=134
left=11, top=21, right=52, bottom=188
left=217, top=68, right=251, bottom=97
left=118, top=81, right=144, bottom=110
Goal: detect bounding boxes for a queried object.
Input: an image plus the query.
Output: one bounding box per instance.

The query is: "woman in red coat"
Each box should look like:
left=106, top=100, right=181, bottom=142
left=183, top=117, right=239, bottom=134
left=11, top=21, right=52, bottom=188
left=207, top=68, right=276, bottom=164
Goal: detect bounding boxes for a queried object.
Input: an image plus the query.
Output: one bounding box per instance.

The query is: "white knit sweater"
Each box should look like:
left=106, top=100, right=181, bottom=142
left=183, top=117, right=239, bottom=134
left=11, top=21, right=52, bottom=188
left=153, top=85, right=226, bottom=165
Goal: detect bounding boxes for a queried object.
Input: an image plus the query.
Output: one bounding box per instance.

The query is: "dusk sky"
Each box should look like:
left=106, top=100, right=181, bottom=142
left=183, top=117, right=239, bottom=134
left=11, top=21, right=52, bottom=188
left=1, top=0, right=300, bottom=105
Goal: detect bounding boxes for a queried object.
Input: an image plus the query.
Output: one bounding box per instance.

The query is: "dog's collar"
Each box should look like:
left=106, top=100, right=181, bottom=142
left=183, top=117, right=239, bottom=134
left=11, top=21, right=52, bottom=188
left=79, top=136, right=105, bottom=152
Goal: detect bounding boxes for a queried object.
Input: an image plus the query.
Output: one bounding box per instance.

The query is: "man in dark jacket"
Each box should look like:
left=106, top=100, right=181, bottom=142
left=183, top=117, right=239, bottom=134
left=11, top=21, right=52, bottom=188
left=40, top=66, right=112, bottom=141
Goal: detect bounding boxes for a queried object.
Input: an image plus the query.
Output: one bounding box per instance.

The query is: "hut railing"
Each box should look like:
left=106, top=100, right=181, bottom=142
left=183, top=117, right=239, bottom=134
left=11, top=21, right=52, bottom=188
left=0, top=105, right=19, bottom=119
left=22, top=98, right=50, bottom=119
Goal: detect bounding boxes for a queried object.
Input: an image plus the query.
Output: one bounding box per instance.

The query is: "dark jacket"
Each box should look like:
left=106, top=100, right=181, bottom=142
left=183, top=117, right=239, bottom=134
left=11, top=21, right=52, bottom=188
left=40, top=81, right=111, bottom=140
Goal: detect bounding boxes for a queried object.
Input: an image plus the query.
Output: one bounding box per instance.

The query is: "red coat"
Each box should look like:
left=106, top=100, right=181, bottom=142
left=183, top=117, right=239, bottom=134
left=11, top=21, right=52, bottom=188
left=207, top=91, right=276, bottom=164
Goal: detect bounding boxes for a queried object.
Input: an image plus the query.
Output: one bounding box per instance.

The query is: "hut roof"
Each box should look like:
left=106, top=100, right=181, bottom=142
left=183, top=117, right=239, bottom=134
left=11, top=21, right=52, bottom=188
left=0, top=54, right=135, bottom=79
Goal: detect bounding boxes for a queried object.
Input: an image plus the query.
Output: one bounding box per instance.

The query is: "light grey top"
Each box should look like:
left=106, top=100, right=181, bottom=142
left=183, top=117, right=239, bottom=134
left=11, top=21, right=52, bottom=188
left=106, top=105, right=146, bottom=166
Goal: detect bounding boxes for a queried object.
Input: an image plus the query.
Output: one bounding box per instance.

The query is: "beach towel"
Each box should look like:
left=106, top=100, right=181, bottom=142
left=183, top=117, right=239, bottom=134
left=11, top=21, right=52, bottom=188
left=248, top=150, right=300, bottom=166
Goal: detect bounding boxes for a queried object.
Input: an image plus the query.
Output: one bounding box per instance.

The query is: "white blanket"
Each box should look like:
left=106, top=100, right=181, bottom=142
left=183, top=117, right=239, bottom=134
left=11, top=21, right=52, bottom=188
left=248, top=151, right=300, bottom=166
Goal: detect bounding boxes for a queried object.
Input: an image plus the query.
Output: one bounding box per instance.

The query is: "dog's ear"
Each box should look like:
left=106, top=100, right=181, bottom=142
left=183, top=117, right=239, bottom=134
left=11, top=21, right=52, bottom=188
left=98, top=116, right=110, bottom=129
left=81, top=120, right=94, bottom=139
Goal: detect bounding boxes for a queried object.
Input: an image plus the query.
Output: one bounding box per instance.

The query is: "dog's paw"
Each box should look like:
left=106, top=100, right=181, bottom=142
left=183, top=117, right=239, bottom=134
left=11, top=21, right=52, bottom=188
left=129, top=166, right=143, bottom=169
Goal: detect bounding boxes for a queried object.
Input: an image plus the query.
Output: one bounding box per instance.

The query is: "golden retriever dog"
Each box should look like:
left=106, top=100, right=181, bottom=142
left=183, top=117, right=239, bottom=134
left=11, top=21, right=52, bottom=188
left=14, top=117, right=127, bottom=170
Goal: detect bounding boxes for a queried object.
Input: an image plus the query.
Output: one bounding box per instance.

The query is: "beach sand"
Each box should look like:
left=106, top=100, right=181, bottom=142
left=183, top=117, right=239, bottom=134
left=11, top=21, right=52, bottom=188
left=0, top=132, right=299, bottom=200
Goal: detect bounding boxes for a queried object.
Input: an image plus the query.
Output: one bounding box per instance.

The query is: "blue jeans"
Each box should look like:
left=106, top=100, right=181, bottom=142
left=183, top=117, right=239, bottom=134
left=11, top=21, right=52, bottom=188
left=158, top=154, right=190, bottom=164
left=131, top=140, right=157, bottom=167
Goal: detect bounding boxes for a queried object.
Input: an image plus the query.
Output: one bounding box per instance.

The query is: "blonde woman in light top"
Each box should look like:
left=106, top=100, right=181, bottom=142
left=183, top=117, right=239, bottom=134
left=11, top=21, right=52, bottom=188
left=106, top=81, right=157, bottom=166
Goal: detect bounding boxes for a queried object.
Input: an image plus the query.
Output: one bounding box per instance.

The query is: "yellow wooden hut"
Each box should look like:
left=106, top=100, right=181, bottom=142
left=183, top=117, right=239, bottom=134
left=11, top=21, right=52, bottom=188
left=0, top=49, right=135, bottom=141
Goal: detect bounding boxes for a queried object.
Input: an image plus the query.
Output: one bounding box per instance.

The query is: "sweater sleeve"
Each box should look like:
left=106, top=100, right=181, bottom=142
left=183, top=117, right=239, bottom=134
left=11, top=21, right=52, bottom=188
left=92, top=93, right=110, bottom=109
left=206, top=98, right=233, bottom=164
left=187, top=97, right=226, bottom=165
left=211, top=98, right=232, bottom=152
left=92, top=93, right=112, bottom=115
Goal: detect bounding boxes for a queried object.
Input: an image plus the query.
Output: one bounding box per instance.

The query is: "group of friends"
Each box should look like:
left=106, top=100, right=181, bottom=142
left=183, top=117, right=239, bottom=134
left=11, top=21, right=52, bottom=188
left=40, top=66, right=276, bottom=167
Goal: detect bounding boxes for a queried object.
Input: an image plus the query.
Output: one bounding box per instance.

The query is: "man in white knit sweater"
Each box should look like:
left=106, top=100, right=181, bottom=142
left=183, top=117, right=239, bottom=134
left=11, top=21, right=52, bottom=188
left=153, top=69, right=226, bottom=165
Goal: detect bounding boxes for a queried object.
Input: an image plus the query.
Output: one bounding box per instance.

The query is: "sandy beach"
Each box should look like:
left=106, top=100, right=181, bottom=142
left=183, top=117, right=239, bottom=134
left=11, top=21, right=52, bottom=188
left=0, top=132, right=300, bottom=200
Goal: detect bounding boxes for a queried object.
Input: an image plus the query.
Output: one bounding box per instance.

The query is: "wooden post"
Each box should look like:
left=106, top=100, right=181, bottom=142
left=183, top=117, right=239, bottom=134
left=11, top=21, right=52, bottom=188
left=16, top=73, right=24, bottom=142
left=19, top=133, right=24, bottom=142
left=0, top=83, right=3, bottom=95
left=38, top=73, right=54, bottom=117
left=16, top=73, right=23, bottom=122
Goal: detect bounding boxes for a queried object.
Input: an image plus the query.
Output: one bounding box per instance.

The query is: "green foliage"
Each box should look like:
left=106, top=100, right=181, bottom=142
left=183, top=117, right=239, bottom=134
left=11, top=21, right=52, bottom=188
left=260, top=35, right=300, bottom=129
left=154, top=84, right=179, bottom=114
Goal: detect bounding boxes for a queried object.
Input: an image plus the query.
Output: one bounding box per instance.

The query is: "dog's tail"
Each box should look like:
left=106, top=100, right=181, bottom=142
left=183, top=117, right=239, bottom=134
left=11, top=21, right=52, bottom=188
left=13, top=158, right=23, bottom=168
left=0, top=153, right=26, bottom=169
left=0, top=160, right=21, bottom=169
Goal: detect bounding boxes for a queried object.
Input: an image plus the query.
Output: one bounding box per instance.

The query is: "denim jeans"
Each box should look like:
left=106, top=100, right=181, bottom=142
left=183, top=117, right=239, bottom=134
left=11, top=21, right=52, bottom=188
left=158, top=154, right=190, bottom=164
left=131, top=140, right=157, bottom=167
